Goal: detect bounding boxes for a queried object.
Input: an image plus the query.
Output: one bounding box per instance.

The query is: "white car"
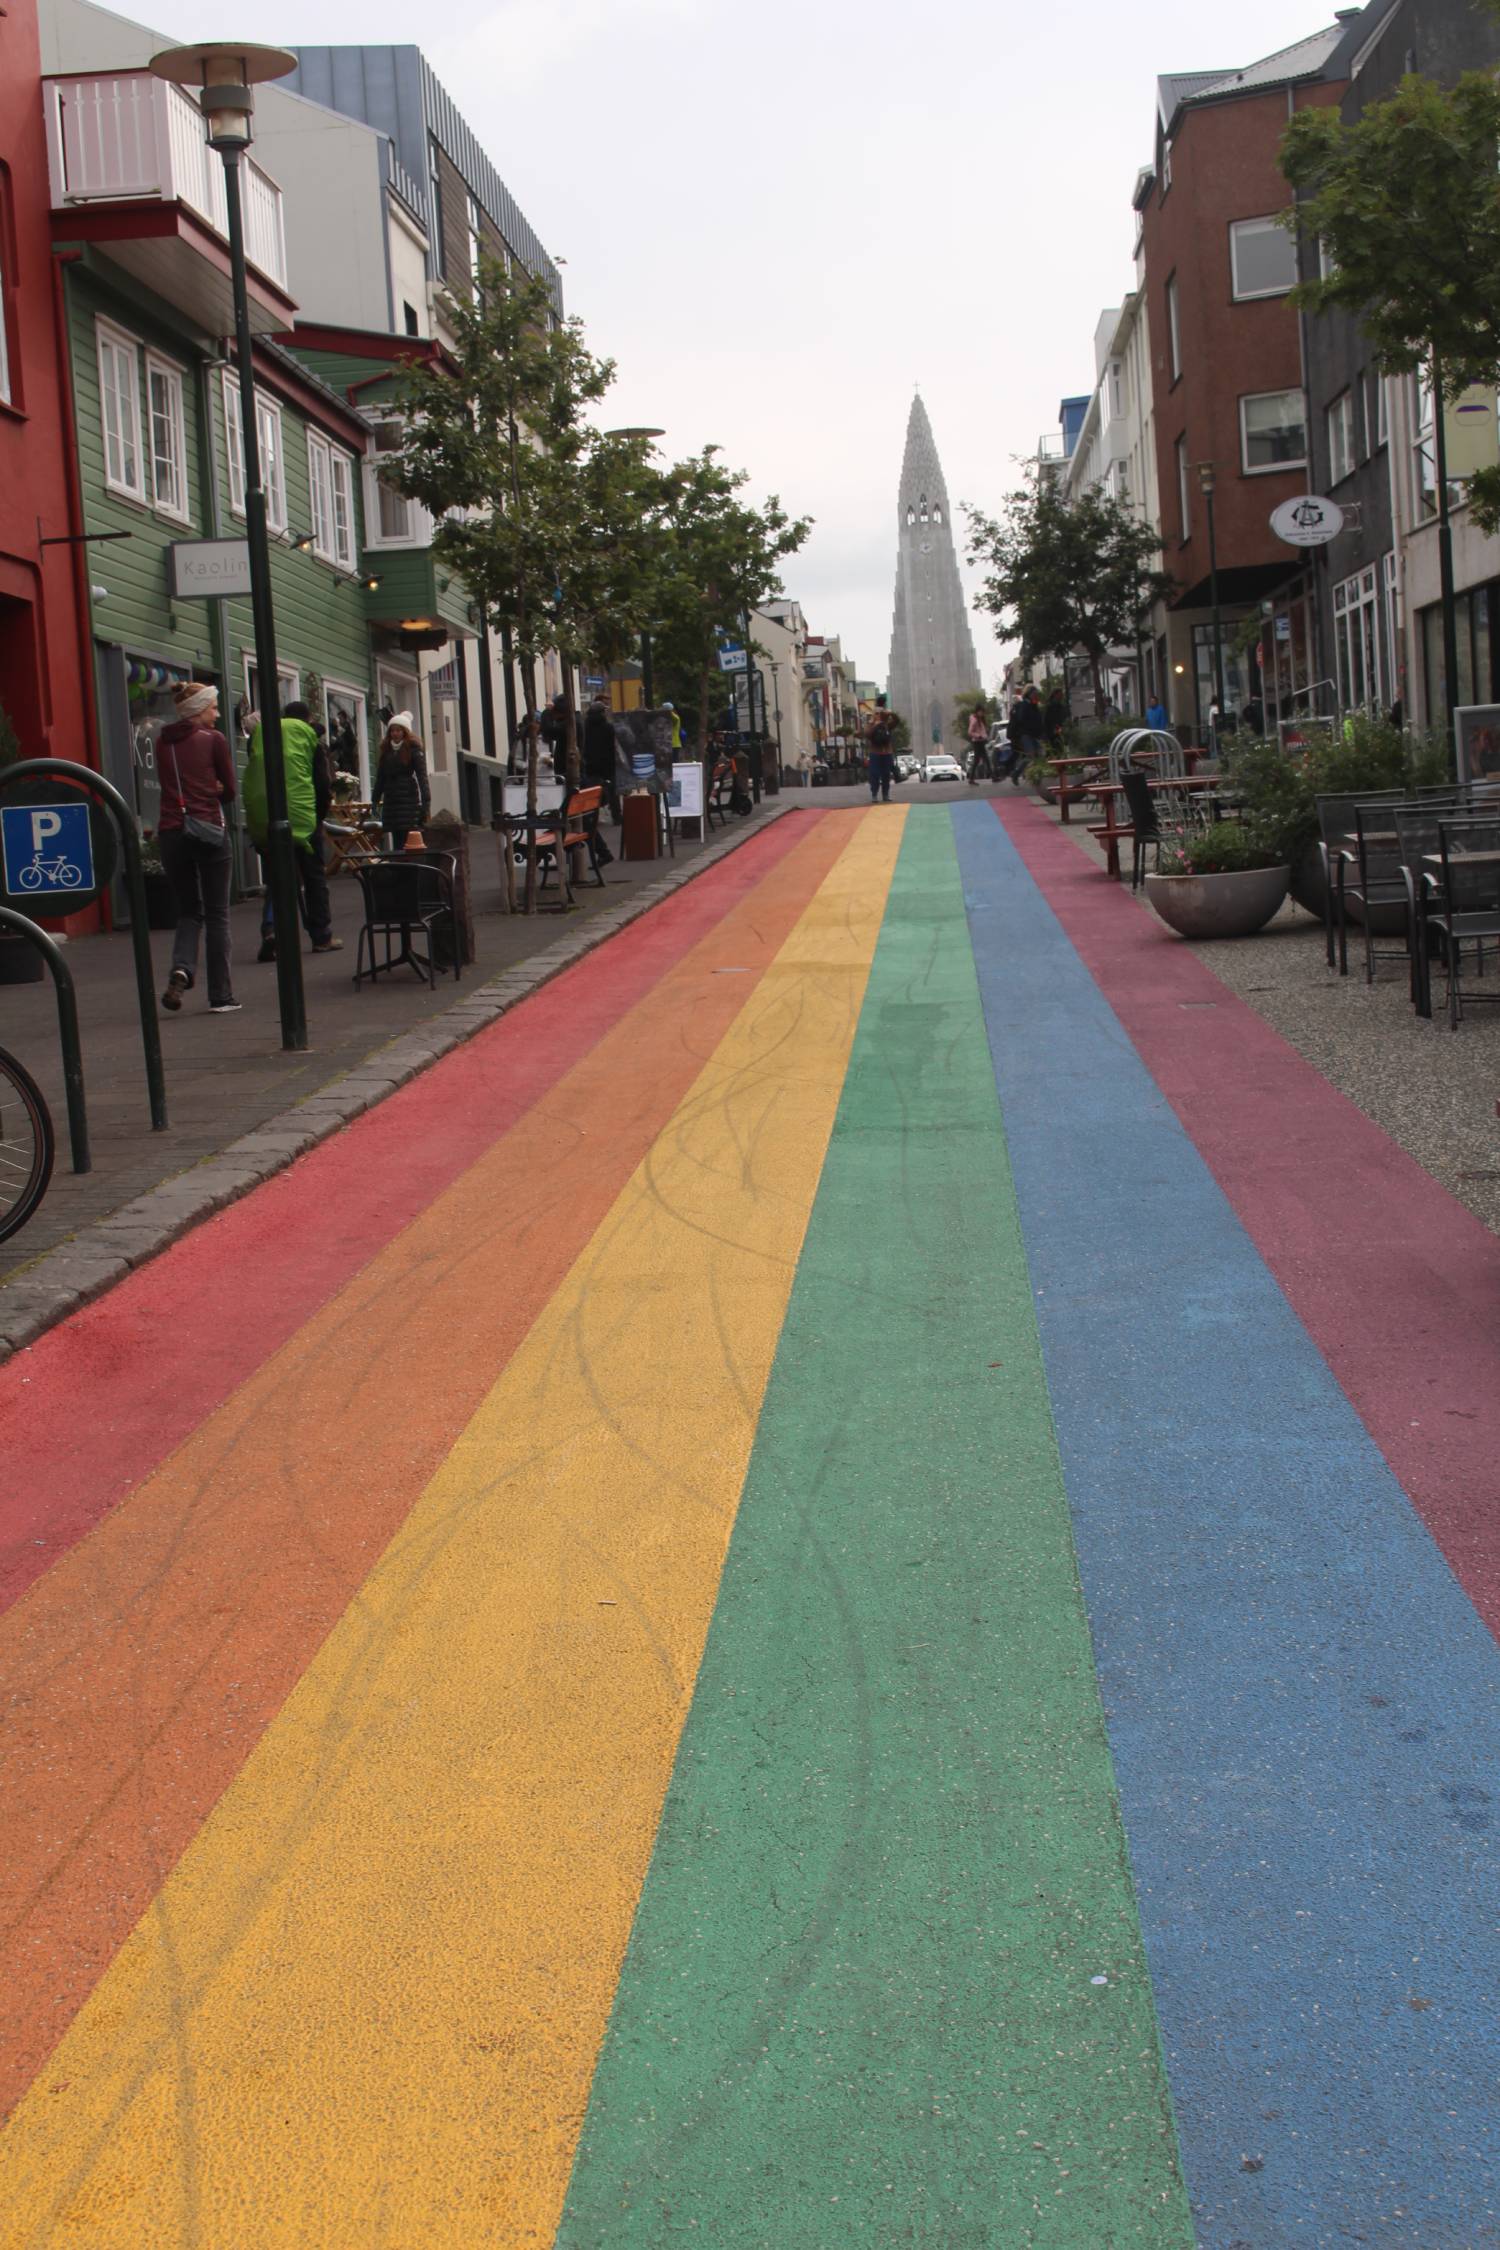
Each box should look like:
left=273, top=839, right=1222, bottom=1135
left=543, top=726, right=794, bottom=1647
left=923, top=755, right=963, bottom=784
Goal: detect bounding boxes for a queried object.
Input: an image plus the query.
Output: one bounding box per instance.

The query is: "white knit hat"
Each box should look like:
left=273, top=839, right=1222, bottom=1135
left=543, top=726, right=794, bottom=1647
left=173, top=682, right=218, bottom=721
left=386, top=710, right=414, bottom=734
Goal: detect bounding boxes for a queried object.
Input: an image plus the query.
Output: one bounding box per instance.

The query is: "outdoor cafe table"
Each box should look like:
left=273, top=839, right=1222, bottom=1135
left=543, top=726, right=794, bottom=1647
left=1084, top=774, right=1236, bottom=879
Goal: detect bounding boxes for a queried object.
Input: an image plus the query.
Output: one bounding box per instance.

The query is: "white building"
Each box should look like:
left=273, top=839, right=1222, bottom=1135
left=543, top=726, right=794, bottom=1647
left=1062, top=284, right=1163, bottom=713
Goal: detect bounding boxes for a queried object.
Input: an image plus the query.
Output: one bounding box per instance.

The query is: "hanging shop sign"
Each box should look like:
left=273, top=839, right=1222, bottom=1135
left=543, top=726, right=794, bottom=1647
left=1270, top=496, right=1345, bottom=548
left=169, top=540, right=253, bottom=599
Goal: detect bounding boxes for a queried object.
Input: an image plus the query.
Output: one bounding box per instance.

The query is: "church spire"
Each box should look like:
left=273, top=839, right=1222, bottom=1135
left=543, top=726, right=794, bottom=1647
left=886, top=398, right=978, bottom=748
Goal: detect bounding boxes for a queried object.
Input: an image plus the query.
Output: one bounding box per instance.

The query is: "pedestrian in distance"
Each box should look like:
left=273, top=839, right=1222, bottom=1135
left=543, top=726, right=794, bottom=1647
left=1017, top=686, right=1047, bottom=778
left=583, top=694, right=622, bottom=829
left=1146, top=693, right=1170, bottom=733
left=156, top=680, right=240, bottom=1016
left=865, top=696, right=899, bottom=803
left=540, top=694, right=569, bottom=778
left=966, top=702, right=992, bottom=782
left=372, top=712, right=431, bottom=852
left=242, top=700, right=341, bottom=963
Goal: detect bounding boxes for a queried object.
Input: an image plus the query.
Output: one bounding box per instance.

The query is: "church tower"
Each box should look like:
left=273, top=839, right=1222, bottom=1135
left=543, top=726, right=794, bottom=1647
left=886, top=395, right=981, bottom=747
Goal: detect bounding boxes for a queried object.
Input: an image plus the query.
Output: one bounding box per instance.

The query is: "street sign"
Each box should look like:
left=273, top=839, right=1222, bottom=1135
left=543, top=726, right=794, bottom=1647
left=717, top=641, right=747, bottom=672
left=1270, top=495, right=1344, bottom=548
left=1, top=801, right=96, bottom=904
left=169, top=539, right=253, bottom=598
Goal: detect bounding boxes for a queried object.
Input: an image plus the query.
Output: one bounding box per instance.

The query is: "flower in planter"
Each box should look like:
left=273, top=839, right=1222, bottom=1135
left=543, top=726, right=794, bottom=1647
left=1156, top=821, right=1288, bottom=878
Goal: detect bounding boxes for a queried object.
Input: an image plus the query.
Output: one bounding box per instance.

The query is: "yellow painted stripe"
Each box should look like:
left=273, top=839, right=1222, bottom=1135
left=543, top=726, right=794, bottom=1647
left=0, top=807, right=904, bottom=2250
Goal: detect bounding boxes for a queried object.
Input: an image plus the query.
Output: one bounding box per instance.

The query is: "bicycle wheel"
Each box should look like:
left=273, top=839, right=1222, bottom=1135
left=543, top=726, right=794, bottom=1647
left=0, top=1046, right=54, bottom=1246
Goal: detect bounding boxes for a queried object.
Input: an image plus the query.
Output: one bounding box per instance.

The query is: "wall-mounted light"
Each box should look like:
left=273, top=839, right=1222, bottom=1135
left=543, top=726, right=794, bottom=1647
left=360, top=572, right=382, bottom=592
left=1173, top=661, right=1187, bottom=675
left=291, top=531, right=315, bottom=553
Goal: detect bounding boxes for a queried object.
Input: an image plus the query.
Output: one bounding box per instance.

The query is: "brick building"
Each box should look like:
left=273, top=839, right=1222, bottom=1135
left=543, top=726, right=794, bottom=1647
left=1139, top=19, right=1366, bottom=738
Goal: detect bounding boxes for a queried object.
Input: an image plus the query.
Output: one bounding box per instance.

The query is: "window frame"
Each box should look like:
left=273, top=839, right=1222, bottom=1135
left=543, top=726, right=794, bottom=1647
left=97, top=318, right=146, bottom=501
left=306, top=427, right=358, bottom=570
left=1326, top=389, right=1356, bottom=487
left=144, top=349, right=190, bottom=523
left=362, top=418, right=430, bottom=550
left=221, top=370, right=287, bottom=533
left=1176, top=433, right=1191, bottom=543
left=1166, top=273, right=1181, bottom=383
left=1229, top=215, right=1298, bottom=302
left=1239, top=387, right=1308, bottom=476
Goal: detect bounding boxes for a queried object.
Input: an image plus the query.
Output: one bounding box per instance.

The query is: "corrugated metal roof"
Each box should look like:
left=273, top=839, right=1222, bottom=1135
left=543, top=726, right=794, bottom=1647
left=1158, top=25, right=1344, bottom=131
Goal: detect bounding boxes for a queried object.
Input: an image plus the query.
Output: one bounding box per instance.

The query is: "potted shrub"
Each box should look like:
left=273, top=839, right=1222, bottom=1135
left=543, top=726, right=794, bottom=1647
left=1144, top=820, right=1291, bottom=940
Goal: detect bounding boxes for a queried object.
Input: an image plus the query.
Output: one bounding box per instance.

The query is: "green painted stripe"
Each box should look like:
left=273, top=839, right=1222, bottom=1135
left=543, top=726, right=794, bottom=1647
left=556, top=808, right=1194, bottom=2249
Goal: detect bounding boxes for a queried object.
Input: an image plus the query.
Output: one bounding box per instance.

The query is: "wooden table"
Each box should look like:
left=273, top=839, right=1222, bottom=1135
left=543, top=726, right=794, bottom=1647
left=1085, top=775, right=1232, bottom=879
left=1050, top=746, right=1207, bottom=823
left=323, top=803, right=385, bottom=876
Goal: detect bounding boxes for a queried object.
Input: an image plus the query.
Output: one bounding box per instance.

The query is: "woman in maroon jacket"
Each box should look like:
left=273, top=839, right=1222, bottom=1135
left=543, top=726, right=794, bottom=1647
left=155, top=681, right=239, bottom=1014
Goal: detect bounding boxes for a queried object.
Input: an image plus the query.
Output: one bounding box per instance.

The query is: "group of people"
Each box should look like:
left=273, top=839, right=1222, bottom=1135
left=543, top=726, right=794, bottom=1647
left=963, top=687, right=1071, bottom=784
left=154, top=680, right=430, bottom=1017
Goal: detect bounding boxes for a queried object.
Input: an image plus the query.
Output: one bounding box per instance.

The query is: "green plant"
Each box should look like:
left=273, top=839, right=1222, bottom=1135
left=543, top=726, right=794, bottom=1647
left=1219, top=716, right=1456, bottom=866
left=1068, top=715, right=1144, bottom=755
left=1158, top=820, right=1288, bottom=876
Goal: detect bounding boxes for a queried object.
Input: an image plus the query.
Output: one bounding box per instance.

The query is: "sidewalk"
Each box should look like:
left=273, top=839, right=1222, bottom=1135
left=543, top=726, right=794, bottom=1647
left=0, top=802, right=785, bottom=1317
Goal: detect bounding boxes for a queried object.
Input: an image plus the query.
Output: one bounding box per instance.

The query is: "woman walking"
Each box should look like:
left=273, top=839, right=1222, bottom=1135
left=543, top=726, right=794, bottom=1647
left=966, top=703, right=992, bottom=782
left=156, top=681, right=239, bottom=1015
left=371, top=712, right=431, bottom=851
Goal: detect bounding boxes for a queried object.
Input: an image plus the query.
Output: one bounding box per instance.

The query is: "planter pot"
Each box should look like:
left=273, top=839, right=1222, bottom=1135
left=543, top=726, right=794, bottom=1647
left=1289, top=840, right=1327, bottom=919
left=0, top=932, right=46, bottom=985
left=1144, top=863, right=1291, bottom=940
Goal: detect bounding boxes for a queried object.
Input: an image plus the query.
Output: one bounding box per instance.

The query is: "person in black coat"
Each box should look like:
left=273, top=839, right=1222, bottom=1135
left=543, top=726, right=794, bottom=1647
left=583, top=696, right=619, bottom=817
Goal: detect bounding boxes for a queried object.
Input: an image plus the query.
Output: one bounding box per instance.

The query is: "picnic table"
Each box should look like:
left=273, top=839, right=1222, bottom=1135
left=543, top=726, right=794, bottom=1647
left=1085, top=774, right=1235, bottom=879
left=1050, top=744, right=1208, bottom=822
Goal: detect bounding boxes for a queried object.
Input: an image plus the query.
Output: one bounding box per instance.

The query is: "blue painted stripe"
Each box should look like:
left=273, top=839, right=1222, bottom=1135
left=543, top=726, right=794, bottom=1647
left=952, top=800, right=1500, bottom=2245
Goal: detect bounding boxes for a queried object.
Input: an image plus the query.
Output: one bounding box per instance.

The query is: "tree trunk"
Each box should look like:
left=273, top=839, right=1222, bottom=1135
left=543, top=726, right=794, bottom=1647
left=522, top=648, right=540, bottom=916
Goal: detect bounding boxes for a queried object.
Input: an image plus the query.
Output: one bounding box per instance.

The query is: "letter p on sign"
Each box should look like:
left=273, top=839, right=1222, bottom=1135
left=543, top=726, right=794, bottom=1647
left=30, top=811, right=62, bottom=850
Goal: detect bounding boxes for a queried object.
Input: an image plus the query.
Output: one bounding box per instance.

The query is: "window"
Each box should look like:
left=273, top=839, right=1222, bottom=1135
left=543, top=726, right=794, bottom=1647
left=307, top=430, right=357, bottom=568
left=145, top=354, right=189, bottom=520
left=1109, top=361, right=1124, bottom=420
left=1410, top=370, right=1461, bottom=520
left=1382, top=550, right=1400, bottom=710
left=403, top=300, right=420, bottom=337
left=221, top=371, right=286, bottom=532
left=1371, top=370, right=1387, bottom=449
left=97, top=322, right=144, bottom=499
left=1162, top=138, right=1173, bottom=193
left=1326, top=391, right=1356, bottom=486
left=428, top=138, right=445, bottom=278
left=1176, top=434, right=1191, bottom=541
left=1166, top=274, right=1181, bottom=382
left=1230, top=216, right=1297, bottom=300
left=363, top=418, right=426, bottom=547
left=1333, top=565, right=1382, bottom=714
left=1240, top=389, right=1307, bottom=474
left=467, top=191, right=483, bottom=291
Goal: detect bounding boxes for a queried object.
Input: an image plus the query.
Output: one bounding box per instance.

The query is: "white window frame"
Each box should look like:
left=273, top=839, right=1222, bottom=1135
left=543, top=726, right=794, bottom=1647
left=97, top=319, right=145, bottom=501
left=1382, top=549, right=1400, bottom=704
left=221, top=370, right=287, bottom=534
left=1230, top=215, right=1298, bottom=302
left=0, top=226, right=11, bottom=408
left=1371, top=369, right=1387, bottom=449
left=1239, top=388, right=1308, bottom=476
left=1326, top=390, right=1356, bottom=486
left=322, top=678, right=371, bottom=797
left=1166, top=274, right=1181, bottom=382
left=306, top=429, right=358, bottom=570
left=1333, top=563, right=1382, bottom=715
left=145, top=351, right=190, bottom=523
left=244, top=656, right=301, bottom=715
left=362, top=419, right=431, bottom=551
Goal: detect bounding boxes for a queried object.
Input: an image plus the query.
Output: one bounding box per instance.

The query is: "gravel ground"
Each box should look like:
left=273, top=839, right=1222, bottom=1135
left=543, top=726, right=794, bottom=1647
left=1052, top=810, right=1500, bottom=1239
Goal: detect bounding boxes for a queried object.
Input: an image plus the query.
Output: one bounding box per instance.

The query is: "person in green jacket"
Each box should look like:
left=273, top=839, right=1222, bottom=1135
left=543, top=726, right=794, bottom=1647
left=242, top=700, right=340, bottom=961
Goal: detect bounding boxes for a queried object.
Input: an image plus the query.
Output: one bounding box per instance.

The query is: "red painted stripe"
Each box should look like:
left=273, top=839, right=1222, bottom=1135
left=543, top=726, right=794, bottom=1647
left=996, top=800, right=1500, bottom=1638
left=0, top=816, right=817, bottom=1614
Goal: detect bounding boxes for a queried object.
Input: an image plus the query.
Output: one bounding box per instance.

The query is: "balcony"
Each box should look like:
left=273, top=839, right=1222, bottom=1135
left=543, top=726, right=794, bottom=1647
left=45, top=73, right=295, bottom=335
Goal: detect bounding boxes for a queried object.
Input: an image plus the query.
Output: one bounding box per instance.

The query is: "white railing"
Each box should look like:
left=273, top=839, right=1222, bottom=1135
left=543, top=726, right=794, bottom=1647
left=45, top=73, right=286, bottom=291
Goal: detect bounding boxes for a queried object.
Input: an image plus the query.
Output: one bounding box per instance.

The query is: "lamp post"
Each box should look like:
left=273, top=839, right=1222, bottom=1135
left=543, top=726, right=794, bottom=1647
left=1198, top=460, right=1226, bottom=744
left=150, top=41, right=305, bottom=1050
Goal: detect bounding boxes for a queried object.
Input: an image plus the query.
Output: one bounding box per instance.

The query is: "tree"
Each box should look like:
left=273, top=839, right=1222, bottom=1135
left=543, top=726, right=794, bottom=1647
left=1281, top=64, right=1500, bottom=525
left=648, top=449, right=811, bottom=752
left=964, top=479, right=1171, bottom=717
left=394, top=263, right=657, bottom=904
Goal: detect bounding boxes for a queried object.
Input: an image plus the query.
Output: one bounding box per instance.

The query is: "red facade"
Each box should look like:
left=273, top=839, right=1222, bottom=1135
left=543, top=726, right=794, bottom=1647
left=0, top=0, right=93, bottom=771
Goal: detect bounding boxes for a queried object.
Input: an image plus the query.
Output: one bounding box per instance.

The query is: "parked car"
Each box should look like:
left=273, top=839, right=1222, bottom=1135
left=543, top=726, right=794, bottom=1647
left=923, top=754, right=963, bottom=784
left=895, top=752, right=922, bottom=781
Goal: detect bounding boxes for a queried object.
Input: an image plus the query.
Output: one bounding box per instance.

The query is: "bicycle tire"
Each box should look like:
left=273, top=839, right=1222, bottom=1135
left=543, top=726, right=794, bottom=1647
left=0, top=1045, right=55, bottom=1246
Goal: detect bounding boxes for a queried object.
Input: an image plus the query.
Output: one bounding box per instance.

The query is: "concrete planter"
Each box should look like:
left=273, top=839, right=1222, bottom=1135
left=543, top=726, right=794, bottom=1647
left=1144, top=863, right=1291, bottom=940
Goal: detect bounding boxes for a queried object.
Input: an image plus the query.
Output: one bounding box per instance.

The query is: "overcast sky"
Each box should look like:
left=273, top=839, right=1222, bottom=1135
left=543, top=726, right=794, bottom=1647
left=172, top=0, right=1338, bottom=689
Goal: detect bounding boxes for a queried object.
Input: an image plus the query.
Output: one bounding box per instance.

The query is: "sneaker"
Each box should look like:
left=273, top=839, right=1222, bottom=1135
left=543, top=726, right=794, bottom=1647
left=161, top=968, right=190, bottom=1012
left=311, top=937, right=344, bottom=953
left=256, top=939, right=277, bottom=963
left=209, top=999, right=243, bottom=1014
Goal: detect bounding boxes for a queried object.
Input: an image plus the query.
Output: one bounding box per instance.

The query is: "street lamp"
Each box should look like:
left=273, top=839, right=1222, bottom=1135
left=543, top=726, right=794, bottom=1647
left=603, top=425, right=665, bottom=708
left=1197, top=460, right=1226, bottom=741
left=150, top=41, right=306, bottom=1051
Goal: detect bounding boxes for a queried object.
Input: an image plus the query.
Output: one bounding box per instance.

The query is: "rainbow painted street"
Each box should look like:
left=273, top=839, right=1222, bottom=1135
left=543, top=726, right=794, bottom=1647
left=3, top=802, right=1498, bottom=2246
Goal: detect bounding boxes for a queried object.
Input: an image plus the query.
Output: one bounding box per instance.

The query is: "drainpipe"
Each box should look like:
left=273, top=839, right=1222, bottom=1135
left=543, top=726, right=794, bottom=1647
left=49, top=254, right=105, bottom=784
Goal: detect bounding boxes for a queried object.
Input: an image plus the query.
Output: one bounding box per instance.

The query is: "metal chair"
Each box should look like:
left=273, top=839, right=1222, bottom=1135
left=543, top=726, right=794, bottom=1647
left=1315, top=791, right=1403, bottom=970
left=1121, top=770, right=1167, bottom=890
left=1336, top=800, right=1418, bottom=982
left=353, top=856, right=459, bottom=990
left=1426, top=815, right=1500, bottom=1028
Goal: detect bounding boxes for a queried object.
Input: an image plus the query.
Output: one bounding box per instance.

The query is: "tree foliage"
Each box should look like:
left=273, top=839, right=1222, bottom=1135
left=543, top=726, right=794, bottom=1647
left=951, top=688, right=993, bottom=746
left=648, top=450, right=811, bottom=748
left=963, top=479, right=1170, bottom=716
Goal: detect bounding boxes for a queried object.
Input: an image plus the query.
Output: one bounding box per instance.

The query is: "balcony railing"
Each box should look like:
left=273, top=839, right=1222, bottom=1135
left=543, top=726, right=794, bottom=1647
left=45, top=73, right=287, bottom=290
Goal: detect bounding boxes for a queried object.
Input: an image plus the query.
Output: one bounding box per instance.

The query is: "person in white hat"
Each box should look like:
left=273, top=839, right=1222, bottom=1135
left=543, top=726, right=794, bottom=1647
left=371, top=711, right=430, bottom=850
left=156, top=680, right=240, bottom=1014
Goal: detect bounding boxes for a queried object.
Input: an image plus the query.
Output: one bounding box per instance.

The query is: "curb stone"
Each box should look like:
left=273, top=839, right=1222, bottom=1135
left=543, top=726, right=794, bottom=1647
left=0, top=805, right=791, bottom=1363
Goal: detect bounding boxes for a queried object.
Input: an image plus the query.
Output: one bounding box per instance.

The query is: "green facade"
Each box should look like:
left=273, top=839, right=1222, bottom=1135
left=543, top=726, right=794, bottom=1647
left=65, top=253, right=375, bottom=742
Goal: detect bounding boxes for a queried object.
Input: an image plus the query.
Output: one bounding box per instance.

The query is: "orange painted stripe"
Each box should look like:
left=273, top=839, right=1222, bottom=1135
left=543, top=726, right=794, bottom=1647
left=0, top=811, right=861, bottom=2125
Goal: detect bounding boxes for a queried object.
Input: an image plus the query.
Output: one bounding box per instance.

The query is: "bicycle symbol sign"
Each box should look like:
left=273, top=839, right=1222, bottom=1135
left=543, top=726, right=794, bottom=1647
left=0, top=803, right=94, bottom=900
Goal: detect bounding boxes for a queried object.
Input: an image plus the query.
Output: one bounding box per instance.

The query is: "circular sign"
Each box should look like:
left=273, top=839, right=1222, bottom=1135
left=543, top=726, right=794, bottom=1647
left=0, top=776, right=117, bottom=915
left=1270, top=495, right=1345, bottom=548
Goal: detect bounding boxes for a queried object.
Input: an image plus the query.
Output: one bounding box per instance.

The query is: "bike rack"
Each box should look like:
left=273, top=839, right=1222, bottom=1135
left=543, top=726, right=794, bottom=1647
left=0, top=905, right=88, bottom=1174
left=0, top=759, right=166, bottom=1134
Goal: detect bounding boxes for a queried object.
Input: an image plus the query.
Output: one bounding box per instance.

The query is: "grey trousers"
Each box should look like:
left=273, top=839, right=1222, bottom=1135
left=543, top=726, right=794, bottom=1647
left=162, top=828, right=234, bottom=1006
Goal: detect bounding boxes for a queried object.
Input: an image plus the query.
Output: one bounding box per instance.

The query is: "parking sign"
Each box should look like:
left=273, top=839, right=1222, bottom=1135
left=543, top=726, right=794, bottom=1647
left=0, top=802, right=95, bottom=902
